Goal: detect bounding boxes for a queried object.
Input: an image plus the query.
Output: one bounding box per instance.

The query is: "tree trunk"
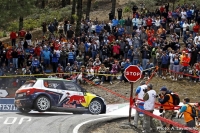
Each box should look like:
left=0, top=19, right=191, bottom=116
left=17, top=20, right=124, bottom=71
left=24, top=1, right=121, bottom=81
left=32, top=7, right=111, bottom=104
left=86, top=0, right=92, bottom=20
left=111, top=0, right=116, bottom=17
left=75, top=0, right=82, bottom=36
left=70, top=0, right=76, bottom=24
left=19, top=16, right=23, bottom=31
left=62, top=0, right=66, bottom=7
left=66, top=0, right=71, bottom=5
left=41, top=0, right=45, bottom=8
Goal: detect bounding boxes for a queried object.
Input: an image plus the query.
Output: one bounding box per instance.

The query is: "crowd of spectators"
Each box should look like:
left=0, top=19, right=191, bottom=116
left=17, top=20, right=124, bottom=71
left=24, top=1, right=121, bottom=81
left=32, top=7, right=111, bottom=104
left=1, top=2, right=200, bottom=86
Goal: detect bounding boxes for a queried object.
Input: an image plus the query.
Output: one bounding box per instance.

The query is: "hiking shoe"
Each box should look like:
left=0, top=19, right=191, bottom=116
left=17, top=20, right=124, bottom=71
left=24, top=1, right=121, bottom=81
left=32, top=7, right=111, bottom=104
left=100, top=82, right=103, bottom=85
left=110, top=81, right=113, bottom=84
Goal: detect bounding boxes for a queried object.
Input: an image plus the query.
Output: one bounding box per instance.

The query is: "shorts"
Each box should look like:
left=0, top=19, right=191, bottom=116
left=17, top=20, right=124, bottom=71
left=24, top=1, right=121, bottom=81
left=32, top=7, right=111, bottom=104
left=173, top=65, right=180, bottom=73
left=163, top=110, right=174, bottom=120
left=161, top=64, right=168, bottom=69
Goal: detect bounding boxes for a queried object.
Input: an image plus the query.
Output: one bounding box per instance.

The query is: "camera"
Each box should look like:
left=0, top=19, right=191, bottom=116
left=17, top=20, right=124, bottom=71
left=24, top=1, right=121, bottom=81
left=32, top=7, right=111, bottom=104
left=143, top=88, right=148, bottom=93
left=156, top=94, right=162, bottom=98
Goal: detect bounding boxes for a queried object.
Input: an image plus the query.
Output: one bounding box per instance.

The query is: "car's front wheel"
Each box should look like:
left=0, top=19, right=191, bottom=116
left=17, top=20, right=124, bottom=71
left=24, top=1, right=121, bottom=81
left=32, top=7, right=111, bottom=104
left=18, top=108, right=31, bottom=113
left=88, top=99, right=104, bottom=114
left=34, top=96, right=50, bottom=112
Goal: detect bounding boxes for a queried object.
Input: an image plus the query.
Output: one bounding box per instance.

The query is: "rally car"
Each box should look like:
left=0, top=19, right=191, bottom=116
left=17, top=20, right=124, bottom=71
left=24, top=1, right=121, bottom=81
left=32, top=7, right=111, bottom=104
left=14, top=78, right=106, bottom=114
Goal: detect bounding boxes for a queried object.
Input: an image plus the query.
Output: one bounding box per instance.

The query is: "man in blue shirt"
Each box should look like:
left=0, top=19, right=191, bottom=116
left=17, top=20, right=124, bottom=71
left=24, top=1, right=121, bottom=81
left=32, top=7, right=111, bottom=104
left=177, top=98, right=196, bottom=133
left=112, top=17, right=119, bottom=29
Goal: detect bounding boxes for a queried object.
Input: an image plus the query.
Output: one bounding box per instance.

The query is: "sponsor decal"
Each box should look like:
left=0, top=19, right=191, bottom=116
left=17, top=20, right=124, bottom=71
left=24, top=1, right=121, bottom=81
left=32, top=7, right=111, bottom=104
left=63, top=95, right=86, bottom=108
left=0, top=98, right=18, bottom=112
left=0, top=90, right=8, bottom=97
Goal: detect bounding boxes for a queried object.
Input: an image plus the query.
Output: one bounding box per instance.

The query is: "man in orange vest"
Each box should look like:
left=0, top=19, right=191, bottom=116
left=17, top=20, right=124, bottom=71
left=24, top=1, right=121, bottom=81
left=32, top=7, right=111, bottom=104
left=178, top=98, right=196, bottom=133
left=158, top=87, right=174, bottom=133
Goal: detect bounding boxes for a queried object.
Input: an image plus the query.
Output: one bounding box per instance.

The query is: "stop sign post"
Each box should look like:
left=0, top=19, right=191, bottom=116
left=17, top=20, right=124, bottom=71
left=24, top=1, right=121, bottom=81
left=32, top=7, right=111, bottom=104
left=124, top=65, right=142, bottom=123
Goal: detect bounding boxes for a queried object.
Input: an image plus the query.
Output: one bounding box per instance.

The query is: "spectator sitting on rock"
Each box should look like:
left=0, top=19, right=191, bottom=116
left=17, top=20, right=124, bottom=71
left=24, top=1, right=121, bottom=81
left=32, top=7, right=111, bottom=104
left=100, top=67, right=113, bottom=85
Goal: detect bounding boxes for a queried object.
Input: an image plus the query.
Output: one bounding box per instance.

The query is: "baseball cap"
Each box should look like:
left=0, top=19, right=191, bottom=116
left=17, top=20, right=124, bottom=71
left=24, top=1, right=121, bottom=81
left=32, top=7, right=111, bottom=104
left=147, top=84, right=153, bottom=89
left=160, top=87, right=167, bottom=91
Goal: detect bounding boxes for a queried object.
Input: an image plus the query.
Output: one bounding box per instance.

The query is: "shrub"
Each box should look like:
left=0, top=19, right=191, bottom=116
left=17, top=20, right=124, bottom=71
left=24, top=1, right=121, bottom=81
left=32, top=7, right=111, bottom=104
left=124, top=6, right=131, bottom=13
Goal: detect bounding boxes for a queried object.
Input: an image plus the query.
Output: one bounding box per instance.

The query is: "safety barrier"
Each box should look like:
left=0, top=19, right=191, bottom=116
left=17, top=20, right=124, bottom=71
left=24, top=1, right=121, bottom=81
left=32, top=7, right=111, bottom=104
left=0, top=67, right=156, bottom=78
left=82, top=70, right=199, bottom=133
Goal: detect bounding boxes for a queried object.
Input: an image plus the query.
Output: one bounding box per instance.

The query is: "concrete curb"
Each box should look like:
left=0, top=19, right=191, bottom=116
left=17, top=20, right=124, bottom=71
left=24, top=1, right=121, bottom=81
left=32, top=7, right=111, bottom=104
left=78, top=116, right=135, bottom=133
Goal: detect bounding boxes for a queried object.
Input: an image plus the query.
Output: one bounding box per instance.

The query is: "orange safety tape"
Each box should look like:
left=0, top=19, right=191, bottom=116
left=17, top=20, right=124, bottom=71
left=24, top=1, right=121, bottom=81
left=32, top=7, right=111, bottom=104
left=160, top=67, right=199, bottom=79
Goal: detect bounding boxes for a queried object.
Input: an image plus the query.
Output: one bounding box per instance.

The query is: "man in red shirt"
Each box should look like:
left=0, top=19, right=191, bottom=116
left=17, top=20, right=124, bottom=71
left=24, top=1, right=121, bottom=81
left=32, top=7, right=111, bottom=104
left=193, top=22, right=200, bottom=37
left=10, top=31, right=17, bottom=46
left=181, top=53, right=190, bottom=75
left=18, top=28, right=26, bottom=40
left=146, top=16, right=152, bottom=28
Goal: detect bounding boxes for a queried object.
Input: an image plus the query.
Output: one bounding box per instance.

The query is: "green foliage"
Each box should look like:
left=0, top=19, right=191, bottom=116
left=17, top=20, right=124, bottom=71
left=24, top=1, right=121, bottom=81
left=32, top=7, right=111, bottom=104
left=135, top=0, right=156, bottom=10
left=72, top=14, right=79, bottom=21
left=93, top=1, right=99, bottom=9
left=4, top=6, right=71, bottom=32
left=124, top=6, right=131, bottom=13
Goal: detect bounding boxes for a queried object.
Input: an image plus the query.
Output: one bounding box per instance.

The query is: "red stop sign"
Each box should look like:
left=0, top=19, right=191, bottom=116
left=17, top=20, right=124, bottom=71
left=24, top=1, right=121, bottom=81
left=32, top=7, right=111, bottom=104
left=124, top=65, right=142, bottom=82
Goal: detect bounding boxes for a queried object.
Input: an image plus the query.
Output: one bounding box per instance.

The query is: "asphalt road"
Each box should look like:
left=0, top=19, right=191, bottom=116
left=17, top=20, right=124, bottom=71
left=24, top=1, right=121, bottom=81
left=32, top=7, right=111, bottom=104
left=0, top=112, right=106, bottom=133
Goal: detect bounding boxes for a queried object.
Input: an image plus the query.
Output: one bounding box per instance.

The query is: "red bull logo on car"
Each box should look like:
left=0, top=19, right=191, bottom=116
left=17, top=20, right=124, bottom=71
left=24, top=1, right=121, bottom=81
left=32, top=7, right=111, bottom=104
left=63, top=95, right=86, bottom=108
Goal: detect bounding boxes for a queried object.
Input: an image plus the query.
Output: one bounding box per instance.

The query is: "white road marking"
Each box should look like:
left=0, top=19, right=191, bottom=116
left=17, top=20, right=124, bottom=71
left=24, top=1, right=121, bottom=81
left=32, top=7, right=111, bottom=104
left=73, top=117, right=109, bottom=133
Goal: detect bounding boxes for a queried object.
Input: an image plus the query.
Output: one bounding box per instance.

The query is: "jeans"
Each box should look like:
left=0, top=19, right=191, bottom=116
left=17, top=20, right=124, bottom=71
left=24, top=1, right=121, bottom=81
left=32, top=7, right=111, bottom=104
left=92, top=51, right=97, bottom=60
left=142, top=59, right=149, bottom=69
left=132, top=59, right=139, bottom=65
left=126, top=26, right=131, bottom=34
left=60, top=60, right=66, bottom=69
left=101, top=55, right=107, bottom=61
left=124, top=53, right=128, bottom=59
left=12, top=58, right=18, bottom=68
left=102, top=76, right=112, bottom=82
left=133, top=102, right=144, bottom=127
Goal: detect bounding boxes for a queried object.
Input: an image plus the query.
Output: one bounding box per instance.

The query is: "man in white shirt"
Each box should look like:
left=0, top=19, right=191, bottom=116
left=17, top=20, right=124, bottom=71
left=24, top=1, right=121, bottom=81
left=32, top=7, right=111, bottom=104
left=142, top=84, right=157, bottom=133
left=183, top=21, right=189, bottom=37
left=193, top=33, right=199, bottom=45
left=133, top=80, right=147, bottom=128
left=169, top=50, right=175, bottom=79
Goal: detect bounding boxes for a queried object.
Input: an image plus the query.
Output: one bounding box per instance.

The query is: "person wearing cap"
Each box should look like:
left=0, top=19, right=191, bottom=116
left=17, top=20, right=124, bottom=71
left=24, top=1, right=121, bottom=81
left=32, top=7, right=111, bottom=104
left=158, top=87, right=174, bottom=132
left=142, top=83, right=157, bottom=133
left=133, top=80, right=147, bottom=128
left=177, top=98, right=196, bottom=133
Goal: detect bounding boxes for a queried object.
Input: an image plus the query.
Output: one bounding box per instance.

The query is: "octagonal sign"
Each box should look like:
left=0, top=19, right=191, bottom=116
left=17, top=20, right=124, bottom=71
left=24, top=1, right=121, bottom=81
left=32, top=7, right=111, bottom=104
left=124, top=65, right=142, bottom=82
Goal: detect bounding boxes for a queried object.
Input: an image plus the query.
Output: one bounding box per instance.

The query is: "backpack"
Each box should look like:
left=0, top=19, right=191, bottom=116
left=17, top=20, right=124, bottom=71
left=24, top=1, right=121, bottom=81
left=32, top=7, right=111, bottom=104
left=186, top=104, right=197, bottom=119
left=169, top=92, right=180, bottom=106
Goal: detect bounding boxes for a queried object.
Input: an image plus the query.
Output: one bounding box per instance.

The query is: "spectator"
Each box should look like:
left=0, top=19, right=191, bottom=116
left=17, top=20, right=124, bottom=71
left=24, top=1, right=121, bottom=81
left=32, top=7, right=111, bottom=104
left=178, top=98, right=196, bottom=133
left=25, top=31, right=32, bottom=46
left=10, top=31, right=17, bottom=46
left=100, top=67, right=112, bottom=85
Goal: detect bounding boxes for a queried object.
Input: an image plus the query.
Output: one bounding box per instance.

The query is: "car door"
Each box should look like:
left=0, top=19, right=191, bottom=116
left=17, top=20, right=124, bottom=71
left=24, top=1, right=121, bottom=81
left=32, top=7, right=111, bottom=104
left=57, top=81, right=86, bottom=109
left=43, top=80, right=63, bottom=105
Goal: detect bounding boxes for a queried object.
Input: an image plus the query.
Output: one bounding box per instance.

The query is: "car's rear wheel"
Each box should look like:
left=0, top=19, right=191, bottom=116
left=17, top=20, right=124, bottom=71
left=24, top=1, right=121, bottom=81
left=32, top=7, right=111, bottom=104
left=18, top=108, right=31, bottom=113
left=34, top=96, right=50, bottom=112
left=88, top=99, right=104, bottom=114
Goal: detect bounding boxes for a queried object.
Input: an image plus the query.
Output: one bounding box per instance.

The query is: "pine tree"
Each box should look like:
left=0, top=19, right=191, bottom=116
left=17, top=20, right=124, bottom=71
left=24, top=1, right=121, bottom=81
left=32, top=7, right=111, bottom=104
left=75, top=0, right=82, bottom=36
left=86, top=0, right=92, bottom=20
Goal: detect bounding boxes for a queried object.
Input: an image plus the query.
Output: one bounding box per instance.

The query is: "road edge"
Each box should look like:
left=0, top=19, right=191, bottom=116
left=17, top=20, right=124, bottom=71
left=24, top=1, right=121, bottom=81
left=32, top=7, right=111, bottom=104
left=74, top=116, right=134, bottom=133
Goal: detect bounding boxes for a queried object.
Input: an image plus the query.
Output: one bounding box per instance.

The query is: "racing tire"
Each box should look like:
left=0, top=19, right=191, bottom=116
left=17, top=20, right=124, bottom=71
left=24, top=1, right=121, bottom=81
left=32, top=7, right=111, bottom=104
left=34, top=96, right=51, bottom=112
left=18, top=108, right=31, bottom=113
left=88, top=99, right=104, bottom=115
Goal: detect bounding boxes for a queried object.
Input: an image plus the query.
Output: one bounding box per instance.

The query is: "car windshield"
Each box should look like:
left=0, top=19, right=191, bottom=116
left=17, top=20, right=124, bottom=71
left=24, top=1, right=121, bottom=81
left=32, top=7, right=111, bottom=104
left=20, top=80, right=36, bottom=89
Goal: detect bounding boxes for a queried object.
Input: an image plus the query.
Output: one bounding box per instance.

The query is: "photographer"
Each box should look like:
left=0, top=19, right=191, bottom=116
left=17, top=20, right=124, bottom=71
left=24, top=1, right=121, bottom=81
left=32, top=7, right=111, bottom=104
left=133, top=80, right=147, bottom=128
left=143, top=83, right=157, bottom=133
left=158, top=87, right=174, bottom=133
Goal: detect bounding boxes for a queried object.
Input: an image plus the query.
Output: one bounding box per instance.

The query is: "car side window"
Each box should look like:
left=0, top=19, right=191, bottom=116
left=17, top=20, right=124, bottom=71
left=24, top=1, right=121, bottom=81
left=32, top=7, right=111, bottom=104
left=43, top=80, right=62, bottom=89
left=63, top=81, right=81, bottom=92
